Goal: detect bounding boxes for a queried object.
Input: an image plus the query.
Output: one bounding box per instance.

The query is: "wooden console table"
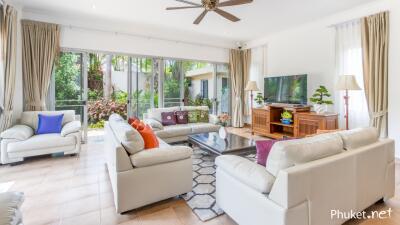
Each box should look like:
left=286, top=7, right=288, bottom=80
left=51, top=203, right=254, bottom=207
left=252, top=105, right=338, bottom=139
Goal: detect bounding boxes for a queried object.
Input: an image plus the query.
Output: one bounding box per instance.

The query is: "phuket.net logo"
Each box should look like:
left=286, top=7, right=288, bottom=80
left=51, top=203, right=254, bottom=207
left=330, top=208, right=393, bottom=220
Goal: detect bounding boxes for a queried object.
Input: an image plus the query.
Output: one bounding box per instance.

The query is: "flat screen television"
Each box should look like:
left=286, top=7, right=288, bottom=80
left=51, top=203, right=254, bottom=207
left=264, top=74, right=307, bottom=104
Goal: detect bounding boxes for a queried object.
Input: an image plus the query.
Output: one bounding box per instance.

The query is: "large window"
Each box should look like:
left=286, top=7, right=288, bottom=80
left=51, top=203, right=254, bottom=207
left=53, top=50, right=230, bottom=134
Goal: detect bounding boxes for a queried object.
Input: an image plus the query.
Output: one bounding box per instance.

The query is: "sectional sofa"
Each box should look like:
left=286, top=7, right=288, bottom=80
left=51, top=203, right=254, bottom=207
left=216, top=127, right=395, bottom=225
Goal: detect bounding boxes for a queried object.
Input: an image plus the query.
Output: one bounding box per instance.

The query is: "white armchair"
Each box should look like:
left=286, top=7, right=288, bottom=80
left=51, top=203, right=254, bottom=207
left=0, top=110, right=82, bottom=164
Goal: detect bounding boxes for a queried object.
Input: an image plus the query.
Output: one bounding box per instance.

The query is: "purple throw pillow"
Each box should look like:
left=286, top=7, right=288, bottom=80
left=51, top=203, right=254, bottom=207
left=161, top=111, right=177, bottom=126
left=175, top=111, right=188, bottom=124
left=36, top=114, right=64, bottom=135
left=256, top=140, right=279, bottom=167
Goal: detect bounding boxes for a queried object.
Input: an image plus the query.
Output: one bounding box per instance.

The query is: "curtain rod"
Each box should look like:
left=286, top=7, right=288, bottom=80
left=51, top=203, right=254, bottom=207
left=59, top=24, right=232, bottom=50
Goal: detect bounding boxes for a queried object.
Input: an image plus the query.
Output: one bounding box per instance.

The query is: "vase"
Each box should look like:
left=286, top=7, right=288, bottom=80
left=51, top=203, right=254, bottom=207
left=313, top=104, right=328, bottom=114
left=219, top=126, right=228, bottom=139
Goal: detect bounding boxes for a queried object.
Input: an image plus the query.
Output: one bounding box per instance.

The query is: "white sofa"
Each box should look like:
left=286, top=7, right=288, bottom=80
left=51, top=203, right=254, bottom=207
left=105, top=114, right=193, bottom=213
left=0, top=110, right=81, bottom=164
left=143, top=106, right=220, bottom=143
left=216, top=128, right=395, bottom=225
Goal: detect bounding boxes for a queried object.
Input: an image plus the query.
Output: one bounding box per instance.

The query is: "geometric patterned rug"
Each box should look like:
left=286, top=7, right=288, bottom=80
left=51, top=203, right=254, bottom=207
left=181, top=146, right=256, bottom=221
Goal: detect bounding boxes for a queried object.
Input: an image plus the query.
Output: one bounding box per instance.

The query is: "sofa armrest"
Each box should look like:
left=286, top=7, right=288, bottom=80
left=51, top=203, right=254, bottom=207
left=130, top=146, right=192, bottom=168
left=216, top=155, right=275, bottom=194
left=144, top=118, right=164, bottom=131
left=0, top=125, right=34, bottom=141
left=61, top=121, right=81, bottom=137
left=209, top=114, right=219, bottom=125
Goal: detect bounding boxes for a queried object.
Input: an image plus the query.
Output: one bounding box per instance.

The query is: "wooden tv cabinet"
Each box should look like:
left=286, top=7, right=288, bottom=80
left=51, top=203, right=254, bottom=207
left=251, top=104, right=338, bottom=139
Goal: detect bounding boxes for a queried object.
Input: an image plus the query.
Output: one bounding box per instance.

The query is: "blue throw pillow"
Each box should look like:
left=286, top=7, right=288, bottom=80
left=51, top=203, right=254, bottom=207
left=36, top=114, right=64, bottom=134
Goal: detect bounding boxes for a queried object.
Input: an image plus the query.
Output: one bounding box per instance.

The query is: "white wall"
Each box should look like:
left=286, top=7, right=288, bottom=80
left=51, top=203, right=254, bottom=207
left=247, top=0, right=400, bottom=157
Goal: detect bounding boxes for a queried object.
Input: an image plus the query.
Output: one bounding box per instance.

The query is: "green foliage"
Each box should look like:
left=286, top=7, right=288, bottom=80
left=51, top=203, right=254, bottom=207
left=55, top=53, right=81, bottom=100
left=112, top=90, right=128, bottom=104
left=89, top=120, right=105, bottom=129
left=255, top=93, right=264, bottom=105
left=281, top=110, right=293, bottom=119
left=189, top=94, right=213, bottom=110
left=309, top=85, right=333, bottom=105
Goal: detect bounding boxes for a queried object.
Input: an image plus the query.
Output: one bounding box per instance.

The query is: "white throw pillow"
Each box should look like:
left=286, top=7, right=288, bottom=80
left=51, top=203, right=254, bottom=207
left=109, top=119, right=144, bottom=155
left=266, top=133, right=344, bottom=176
left=337, top=127, right=379, bottom=150
left=0, top=125, right=34, bottom=141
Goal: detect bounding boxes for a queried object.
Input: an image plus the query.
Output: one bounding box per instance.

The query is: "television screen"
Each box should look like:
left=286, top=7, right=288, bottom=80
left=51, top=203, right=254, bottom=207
left=264, top=74, right=307, bottom=104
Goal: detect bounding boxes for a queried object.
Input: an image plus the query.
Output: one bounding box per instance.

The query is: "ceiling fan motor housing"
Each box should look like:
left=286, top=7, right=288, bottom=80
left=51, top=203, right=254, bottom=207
left=202, top=0, right=218, bottom=10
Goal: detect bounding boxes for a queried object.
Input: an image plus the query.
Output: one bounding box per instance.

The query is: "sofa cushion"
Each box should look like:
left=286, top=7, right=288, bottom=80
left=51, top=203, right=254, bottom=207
left=216, top=155, right=275, bottom=194
left=21, top=110, right=75, bottom=130
left=190, top=123, right=220, bottom=134
left=266, top=133, right=344, bottom=176
left=256, top=140, right=279, bottom=167
left=147, top=107, right=180, bottom=122
left=109, top=119, right=145, bottom=155
left=109, top=113, right=124, bottom=122
left=36, top=114, right=64, bottom=134
left=161, top=111, right=177, bottom=126
left=130, top=146, right=192, bottom=167
left=155, top=124, right=192, bottom=139
left=0, top=125, right=34, bottom=141
left=338, top=127, right=379, bottom=150
left=6, top=133, right=76, bottom=153
left=61, top=121, right=81, bottom=137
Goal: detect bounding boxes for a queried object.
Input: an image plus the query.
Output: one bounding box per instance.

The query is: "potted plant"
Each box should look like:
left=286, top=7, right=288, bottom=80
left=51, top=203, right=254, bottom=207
left=281, top=110, right=293, bottom=125
left=309, top=85, right=333, bottom=114
left=254, top=93, right=264, bottom=108
left=217, top=113, right=231, bottom=139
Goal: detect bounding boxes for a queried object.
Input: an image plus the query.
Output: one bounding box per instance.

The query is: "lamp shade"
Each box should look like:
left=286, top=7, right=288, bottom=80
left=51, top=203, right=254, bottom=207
left=335, top=75, right=361, bottom=91
left=245, top=81, right=260, bottom=91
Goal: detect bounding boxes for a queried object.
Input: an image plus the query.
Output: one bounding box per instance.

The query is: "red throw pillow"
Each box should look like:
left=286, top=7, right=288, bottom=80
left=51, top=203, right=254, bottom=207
left=175, top=111, right=188, bottom=124
left=137, top=124, right=159, bottom=149
left=161, top=112, right=177, bottom=126
left=128, top=116, right=139, bottom=125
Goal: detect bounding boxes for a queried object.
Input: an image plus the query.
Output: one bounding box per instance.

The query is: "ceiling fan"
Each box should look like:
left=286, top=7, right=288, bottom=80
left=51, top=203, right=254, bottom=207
left=166, top=0, right=253, bottom=25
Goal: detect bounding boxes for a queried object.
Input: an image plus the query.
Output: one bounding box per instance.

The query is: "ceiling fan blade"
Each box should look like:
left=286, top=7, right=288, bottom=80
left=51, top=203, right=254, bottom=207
left=175, top=0, right=202, bottom=6
left=218, top=0, right=253, bottom=7
left=194, top=10, right=208, bottom=25
left=214, top=8, right=240, bottom=22
left=167, top=6, right=203, bottom=10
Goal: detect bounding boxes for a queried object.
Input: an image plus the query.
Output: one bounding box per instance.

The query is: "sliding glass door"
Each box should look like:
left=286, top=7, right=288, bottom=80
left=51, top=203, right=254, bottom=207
left=53, top=52, right=88, bottom=140
left=53, top=49, right=231, bottom=135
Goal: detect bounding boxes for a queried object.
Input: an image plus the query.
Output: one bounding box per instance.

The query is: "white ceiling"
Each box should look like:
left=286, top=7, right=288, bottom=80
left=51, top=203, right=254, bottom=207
left=11, top=0, right=377, bottom=47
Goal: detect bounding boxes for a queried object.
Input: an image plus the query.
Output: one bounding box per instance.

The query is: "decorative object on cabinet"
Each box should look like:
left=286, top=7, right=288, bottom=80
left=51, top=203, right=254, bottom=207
left=255, top=93, right=264, bottom=107
left=309, top=85, right=333, bottom=114
left=280, top=110, right=293, bottom=125
left=252, top=104, right=338, bottom=139
left=335, top=75, right=361, bottom=130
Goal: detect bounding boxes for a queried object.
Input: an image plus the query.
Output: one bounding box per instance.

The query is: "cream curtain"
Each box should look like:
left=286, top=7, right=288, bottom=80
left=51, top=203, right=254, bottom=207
left=242, top=49, right=251, bottom=117
left=22, top=20, right=60, bottom=111
left=361, top=12, right=389, bottom=137
left=0, top=5, right=17, bottom=132
left=230, top=49, right=251, bottom=128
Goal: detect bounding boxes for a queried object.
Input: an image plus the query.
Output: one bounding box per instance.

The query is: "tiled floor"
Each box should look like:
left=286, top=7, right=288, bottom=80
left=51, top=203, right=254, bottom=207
left=0, top=127, right=399, bottom=225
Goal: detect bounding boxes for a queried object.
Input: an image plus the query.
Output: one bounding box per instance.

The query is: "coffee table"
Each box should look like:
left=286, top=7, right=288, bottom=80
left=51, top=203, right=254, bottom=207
left=188, top=132, right=256, bottom=155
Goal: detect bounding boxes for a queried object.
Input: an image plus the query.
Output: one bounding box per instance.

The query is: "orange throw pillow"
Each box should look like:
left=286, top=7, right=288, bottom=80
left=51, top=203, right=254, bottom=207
left=137, top=124, right=159, bottom=149
left=128, top=116, right=139, bottom=125
left=130, top=119, right=141, bottom=129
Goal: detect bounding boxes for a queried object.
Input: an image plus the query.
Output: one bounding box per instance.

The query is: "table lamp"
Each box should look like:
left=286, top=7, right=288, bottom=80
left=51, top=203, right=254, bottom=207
left=335, top=75, right=361, bottom=130
left=245, top=81, right=260, bottom=134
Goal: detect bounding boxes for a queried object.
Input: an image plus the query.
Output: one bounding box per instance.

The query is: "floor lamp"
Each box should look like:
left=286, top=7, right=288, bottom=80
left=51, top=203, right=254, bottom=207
left=335, top=75, right=361, bottom=130
left=245, top=81, right=260, bottom=134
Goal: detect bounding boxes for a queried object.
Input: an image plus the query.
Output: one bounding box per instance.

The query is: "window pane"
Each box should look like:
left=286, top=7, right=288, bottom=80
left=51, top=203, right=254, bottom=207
left=216, top=64, right=230, bottom=114
left=163, top=60, right=182, bottom=107
left=131, top=58, right=155, bottom=119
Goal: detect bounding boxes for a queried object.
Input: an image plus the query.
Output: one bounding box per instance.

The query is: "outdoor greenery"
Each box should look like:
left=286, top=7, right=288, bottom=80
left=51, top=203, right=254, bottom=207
left=56, top=53, right=216, bottom=129
left=309, top=85, right=333, bottom=105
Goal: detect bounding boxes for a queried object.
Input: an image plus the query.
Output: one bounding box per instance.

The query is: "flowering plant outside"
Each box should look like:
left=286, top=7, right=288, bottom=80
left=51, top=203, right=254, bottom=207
left=217, top=113, right=231, bottom=127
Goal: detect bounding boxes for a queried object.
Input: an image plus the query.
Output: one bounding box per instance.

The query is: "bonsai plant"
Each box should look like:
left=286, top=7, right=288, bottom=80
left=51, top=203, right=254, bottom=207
left=309, top=85, right=333, bottom=114
left=254, top=93, right=264, bottom=107
left=281, top=110, right=293, bottom=125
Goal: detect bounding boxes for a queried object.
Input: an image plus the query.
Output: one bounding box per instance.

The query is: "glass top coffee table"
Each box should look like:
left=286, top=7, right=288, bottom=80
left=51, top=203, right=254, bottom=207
left=188, top=132, right=256, bottom=155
